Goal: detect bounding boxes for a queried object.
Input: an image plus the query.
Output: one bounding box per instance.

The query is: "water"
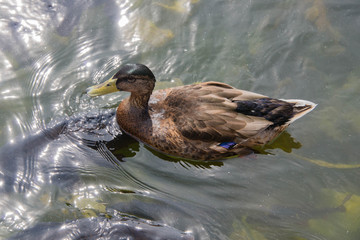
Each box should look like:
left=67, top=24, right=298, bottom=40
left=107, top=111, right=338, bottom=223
left=1, top=0, right=360, bottom=239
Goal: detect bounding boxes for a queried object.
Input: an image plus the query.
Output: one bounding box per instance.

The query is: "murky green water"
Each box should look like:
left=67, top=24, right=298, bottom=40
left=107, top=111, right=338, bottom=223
left=1, top=0, right=360, bottom=239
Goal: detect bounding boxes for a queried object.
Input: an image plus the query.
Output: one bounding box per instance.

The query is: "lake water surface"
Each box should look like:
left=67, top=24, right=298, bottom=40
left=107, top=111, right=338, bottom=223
left=1, top=0, right=360, bottom=239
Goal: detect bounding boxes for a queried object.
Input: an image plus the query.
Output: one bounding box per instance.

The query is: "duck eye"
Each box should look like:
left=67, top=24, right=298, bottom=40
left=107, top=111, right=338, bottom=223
left=127, top=78, right=136, bottom=83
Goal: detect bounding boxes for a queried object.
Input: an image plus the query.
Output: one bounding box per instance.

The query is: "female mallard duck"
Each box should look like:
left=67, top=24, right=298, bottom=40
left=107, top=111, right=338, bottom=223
left=87, top=63, right=316, bottom=160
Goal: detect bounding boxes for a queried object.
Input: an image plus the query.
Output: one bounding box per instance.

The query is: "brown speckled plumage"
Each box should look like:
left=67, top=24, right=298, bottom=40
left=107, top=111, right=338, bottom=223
left=88, top=64, right=317, bottom=160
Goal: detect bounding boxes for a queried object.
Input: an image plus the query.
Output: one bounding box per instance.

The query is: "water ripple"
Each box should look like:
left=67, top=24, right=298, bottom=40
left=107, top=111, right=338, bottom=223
left=1, top=0, right=360, bottom=239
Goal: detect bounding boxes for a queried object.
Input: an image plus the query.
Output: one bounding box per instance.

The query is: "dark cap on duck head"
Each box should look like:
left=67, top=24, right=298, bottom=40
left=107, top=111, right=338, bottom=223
left=114, top=63, right=156, bottom=81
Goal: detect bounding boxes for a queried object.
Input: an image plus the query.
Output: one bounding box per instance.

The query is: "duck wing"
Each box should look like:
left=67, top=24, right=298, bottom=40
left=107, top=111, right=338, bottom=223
left=163, top=82, right=274, bottom=144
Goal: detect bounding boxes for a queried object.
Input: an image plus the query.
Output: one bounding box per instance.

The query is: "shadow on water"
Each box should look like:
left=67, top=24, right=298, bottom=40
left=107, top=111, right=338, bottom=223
left=9, top=215, right=193, bottom=240
left=0, top=110, right=196, bottom=239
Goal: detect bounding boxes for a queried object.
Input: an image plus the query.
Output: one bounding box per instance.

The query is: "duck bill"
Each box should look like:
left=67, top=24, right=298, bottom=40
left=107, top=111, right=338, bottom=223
left=87, top=77, right=118, bottom=97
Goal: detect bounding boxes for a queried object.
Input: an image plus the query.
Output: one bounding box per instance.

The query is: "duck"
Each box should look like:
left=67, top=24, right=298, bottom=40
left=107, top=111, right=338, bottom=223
left=87, top=63, right=316, bottom=161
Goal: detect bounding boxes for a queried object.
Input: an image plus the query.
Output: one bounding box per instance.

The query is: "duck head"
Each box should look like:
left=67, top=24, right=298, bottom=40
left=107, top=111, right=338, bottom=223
left=87, top=63, right=156, bottom=97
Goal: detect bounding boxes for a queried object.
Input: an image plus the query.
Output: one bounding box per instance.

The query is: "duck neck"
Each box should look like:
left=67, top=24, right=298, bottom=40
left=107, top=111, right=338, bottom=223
left=117, top=91, right=153, bottom=138
left=129, top=91, right=152, bottom=111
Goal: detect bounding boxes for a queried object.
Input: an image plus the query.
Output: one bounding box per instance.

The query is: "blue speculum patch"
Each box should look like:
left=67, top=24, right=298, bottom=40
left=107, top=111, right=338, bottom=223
left=218, top=142, right=237, bottom=149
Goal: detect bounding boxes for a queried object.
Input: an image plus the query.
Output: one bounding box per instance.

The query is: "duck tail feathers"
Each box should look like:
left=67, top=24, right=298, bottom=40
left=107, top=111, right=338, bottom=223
left=282, top=99, right=317, bottom=124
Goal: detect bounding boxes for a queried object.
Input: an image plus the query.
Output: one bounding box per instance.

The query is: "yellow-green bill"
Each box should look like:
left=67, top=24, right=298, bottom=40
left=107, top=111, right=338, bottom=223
left=87, top=77, right=118, bottom=97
